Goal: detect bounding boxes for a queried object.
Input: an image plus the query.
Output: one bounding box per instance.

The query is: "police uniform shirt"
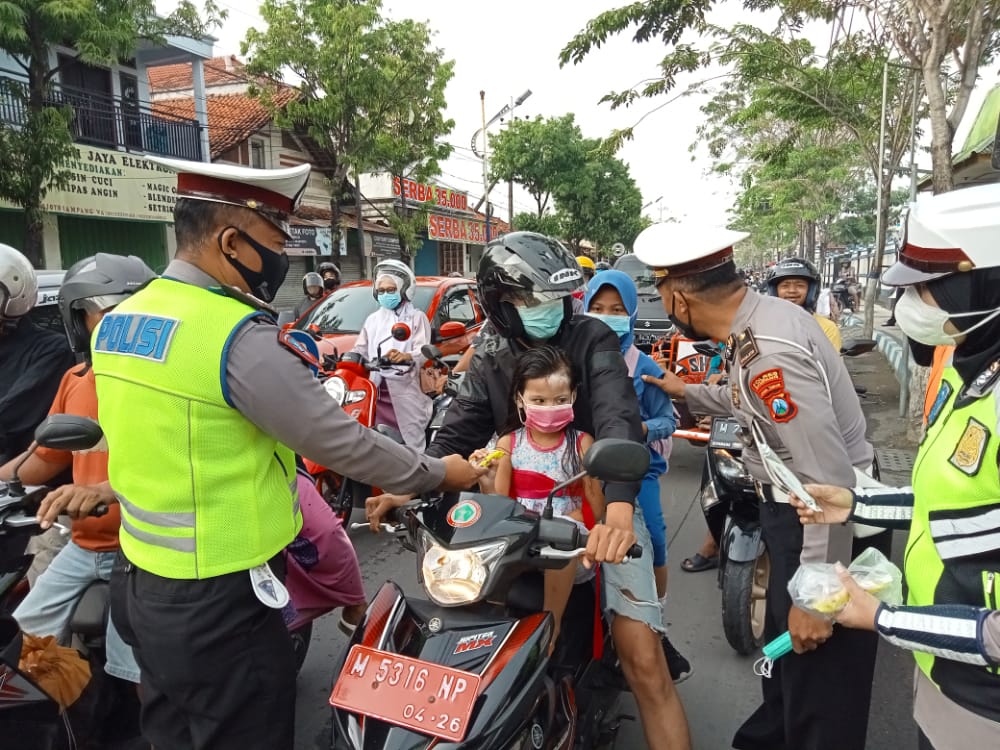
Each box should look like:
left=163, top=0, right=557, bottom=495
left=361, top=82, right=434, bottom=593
left=164, top=260, right=445, bottom=493
left=685, top=289, right=874, bottom=564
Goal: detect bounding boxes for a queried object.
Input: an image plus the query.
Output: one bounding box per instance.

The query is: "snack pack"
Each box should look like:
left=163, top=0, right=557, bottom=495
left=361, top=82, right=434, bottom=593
left=788, top=547, right=902, bottom=619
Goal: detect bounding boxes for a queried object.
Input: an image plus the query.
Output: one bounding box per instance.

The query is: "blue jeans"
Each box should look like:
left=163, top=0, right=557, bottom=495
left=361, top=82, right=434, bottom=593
left=636, top=473, right=667, bottom=567
left=14, top=539, right=140, bottom=683
left=601, top=506, right=665, bottom=635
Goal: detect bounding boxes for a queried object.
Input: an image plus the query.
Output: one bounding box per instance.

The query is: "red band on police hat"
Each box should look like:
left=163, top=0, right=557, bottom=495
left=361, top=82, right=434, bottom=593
left=177, top=173, right=295, bottom=215
left=655, top=246, right=734, bottom=279
left=900, top=241, right=975, bottom=274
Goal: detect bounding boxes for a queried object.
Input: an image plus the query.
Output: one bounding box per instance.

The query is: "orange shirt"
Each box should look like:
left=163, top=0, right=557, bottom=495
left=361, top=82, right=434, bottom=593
left=34, top=364, right=120, bottom=552
left=923, top=346, right=956, bottom=424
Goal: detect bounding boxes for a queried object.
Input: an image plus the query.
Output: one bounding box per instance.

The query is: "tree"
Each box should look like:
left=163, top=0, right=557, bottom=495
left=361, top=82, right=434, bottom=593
left=861, top=0, right=1000, bottom=193
left=511, top=212, right=562, bottom=237
left=487, top=114, right=589, bottom=218
left=244, top=0, right=454, bottom=256
left=0, top=0, right=222, bottom=267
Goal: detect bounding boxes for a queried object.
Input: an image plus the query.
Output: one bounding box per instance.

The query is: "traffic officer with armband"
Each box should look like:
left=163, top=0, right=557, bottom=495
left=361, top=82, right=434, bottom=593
left=637, top=222, right=889, bottom=750
left=792, top=185, right=1000, bottom=750
left=91, top=157, right=484, bottom=750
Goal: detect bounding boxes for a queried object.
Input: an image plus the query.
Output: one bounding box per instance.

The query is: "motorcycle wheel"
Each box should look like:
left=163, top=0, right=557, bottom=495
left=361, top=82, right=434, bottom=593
left=289, top=621, right=313, bottom=674
left=721, top=550, right=769, bottom=656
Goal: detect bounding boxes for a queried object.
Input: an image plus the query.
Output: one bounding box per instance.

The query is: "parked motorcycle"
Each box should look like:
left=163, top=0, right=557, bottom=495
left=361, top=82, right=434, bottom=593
left=329, top=438, right=648, bottom=750
left=284, top=323, right=415, bottom=526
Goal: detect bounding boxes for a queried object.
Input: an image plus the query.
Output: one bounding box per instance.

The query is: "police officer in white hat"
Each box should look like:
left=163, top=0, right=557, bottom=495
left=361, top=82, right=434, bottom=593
left=636, top=222, right=888, bottom=750
left=92, top=157, right=484, bottom=749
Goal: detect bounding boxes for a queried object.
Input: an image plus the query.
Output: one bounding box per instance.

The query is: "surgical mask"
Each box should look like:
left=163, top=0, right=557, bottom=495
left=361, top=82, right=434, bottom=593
left=517, top=299, right=564, bottom=341
left=895, top=285, right=1000, bottom=347
left=220, top=228, right=290, bottom=303
left=377, top=291, right=402, bottom=310
left=587, top=312, right=632, bottom=339
left=521, top=402, right=575, bottom=434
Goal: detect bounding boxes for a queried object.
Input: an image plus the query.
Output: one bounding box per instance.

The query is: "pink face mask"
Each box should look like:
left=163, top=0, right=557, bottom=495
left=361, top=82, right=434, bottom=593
left=521, top=402, right=575, bottom=433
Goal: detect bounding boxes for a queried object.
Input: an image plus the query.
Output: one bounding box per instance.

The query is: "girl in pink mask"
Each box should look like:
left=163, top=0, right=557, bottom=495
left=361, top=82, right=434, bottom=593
left=471, top=345, right=605, bottom=649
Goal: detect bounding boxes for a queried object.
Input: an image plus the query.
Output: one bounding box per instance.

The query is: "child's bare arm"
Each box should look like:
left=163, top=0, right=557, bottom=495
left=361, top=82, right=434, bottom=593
left=493, top=434, right=513, bottom=496
left=578, top=433, right=606, bottom=520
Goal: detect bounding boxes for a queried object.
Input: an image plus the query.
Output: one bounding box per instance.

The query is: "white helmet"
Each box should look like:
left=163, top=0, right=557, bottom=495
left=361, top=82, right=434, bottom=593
left=884, top=183, right=1000, bottom=286
left=372, top=258, right=416, bottom=301
left=0, top=244, right=38, bottom=321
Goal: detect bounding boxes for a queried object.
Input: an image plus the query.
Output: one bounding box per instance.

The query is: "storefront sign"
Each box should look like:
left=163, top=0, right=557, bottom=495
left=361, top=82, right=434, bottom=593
left=428, top=214, right=503, bottom=245
left=371, top=233, right=402, bottom=258
left=285, top=226, right=333, bottom=256
left=393, top=177, right=468, bottom=211
left=0, top=145, right=181, bottom=222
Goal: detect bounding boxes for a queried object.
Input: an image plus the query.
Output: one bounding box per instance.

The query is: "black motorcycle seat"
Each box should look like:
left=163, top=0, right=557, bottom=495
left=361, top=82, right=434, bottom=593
left=70, top=581, right=109, bottom=637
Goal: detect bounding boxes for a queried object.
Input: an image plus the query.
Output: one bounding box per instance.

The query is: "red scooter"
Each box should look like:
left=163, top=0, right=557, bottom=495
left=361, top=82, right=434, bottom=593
left=283, top=323, right=414, bottom=526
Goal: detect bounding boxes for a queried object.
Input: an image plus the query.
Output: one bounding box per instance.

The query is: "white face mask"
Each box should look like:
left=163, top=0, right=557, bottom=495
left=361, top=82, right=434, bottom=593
left=895, top=285, right=1000, bottom=347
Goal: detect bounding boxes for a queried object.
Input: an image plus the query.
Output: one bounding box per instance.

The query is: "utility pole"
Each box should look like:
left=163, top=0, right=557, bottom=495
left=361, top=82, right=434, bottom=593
left=866, top=60, right=889, bottom=339
left=480, top=91, right=490, bottom=242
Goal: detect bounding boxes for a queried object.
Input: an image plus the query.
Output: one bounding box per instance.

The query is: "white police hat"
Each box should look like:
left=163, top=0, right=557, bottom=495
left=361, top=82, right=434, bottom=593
left=149, top=156, right=311, bottom=236
left=884, top=183, right=1000, bottom=286
left=633, top=222, right=749, bottom=278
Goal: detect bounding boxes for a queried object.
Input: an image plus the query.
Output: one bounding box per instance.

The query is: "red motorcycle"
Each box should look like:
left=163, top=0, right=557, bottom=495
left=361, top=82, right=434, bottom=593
left=282, top=323, right=414, bottom=526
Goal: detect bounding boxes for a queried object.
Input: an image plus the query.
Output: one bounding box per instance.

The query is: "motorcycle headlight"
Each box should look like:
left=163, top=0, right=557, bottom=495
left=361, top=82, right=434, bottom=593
left=344, top=389, right=367, bottom=405
left=323, top=376, right=348, bottom=406
left=713, top=449, right=752, bottom=485
left=419, top=532, right=506, bottom=606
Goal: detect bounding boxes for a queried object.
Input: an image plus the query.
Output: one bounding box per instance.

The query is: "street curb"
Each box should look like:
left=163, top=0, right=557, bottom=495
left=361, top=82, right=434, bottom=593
left=844, top=311, right=909, bottom=386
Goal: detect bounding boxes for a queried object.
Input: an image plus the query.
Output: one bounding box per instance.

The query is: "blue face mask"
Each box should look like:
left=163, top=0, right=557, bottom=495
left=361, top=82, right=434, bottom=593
left=587, top=312, right=632, bottom=344
left=517, top=299, right=564, bottom=340
left=377, top=291, right=402, bottom=310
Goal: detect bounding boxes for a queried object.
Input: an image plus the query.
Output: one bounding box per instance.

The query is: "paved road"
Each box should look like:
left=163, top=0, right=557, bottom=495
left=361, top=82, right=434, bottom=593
left=293, top=354, right=917, bottom=749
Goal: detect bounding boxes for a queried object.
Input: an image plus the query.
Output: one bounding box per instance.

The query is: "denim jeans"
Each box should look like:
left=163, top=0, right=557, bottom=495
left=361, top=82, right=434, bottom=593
left=14, top=539, right=140, bottom=683
left=601, top=505, right=666, bottom=635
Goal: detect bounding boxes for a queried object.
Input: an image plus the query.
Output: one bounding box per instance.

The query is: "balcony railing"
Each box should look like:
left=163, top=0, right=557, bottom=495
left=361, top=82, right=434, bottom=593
left=0, top=75, right=202, bottom=161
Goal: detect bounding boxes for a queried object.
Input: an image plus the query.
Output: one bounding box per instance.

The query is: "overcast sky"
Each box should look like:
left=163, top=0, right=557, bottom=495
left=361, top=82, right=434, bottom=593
left=155, top=0, right=999, bottom=229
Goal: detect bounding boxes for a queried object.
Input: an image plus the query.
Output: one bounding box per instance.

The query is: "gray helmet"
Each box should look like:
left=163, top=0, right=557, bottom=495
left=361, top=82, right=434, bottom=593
left=302, top=272, right=323, bottom=294
left=0, top=244, right=37, bottom=322
left=59, top=253, right=156, bottom=356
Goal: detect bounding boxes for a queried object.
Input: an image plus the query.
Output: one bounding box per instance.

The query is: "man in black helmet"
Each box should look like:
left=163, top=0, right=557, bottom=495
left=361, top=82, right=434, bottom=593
left=317, top=261, right=340, bottom=293
left=765, top=258, right=842, bottom=351
left=368, top=231, right=692, bottom=750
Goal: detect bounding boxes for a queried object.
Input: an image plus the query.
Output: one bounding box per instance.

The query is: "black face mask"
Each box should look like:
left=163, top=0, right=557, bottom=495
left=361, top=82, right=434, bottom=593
left=323, top=277, right=339, bottom=291
left=669, top=291, right=706, bottom=340
left=219, top=227, right=290, bottom=303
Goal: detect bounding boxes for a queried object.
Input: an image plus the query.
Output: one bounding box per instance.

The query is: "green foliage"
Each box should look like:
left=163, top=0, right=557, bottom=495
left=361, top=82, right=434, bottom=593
left=0, top=0, right=223, bottom=265
left=511, top=212, right=562, bottom=237
left=487, top=115, right=587, bottom=217
left=243, top=0, right=454, bottom=253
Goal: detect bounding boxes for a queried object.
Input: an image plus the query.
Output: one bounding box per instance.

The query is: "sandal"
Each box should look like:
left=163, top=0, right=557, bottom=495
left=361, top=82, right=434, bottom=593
left=681, top=553, right=719, bottom=573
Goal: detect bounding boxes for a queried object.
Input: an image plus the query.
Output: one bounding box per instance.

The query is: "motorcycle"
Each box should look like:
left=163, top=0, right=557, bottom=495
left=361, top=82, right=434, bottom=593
left=284, top=323, right=415, bottom=526
left=421, top=343, right=465, bottom=447
left=329, top=438, right=648, bottom=750
left=699, top=338, right=881, bottom=655
left=0, top=415, right=142, bottom=750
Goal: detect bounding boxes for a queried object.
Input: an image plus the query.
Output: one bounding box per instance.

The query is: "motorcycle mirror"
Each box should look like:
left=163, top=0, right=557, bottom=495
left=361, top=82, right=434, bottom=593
left=391, top=323, right=411, bottom=342
left=421, top=344, right=444, bottom=363
left=34, top=415, right=103, bottom=452
left=583, top=439, right=650, bottom=483
left=841, top=339, right=876, bottom=357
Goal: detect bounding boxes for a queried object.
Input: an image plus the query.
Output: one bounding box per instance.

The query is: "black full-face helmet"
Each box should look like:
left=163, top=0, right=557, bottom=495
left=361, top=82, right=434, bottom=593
left=766, top=257, right=821, bottom=311
left=476, top=231, right=584, bottom=340
left=59, top=253, right=156, bottom=358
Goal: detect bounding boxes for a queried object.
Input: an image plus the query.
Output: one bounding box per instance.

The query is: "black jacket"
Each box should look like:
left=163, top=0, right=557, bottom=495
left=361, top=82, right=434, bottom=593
left=0, top=319, right=76, bottom=463
left=427, top=315, right=644, bottom=505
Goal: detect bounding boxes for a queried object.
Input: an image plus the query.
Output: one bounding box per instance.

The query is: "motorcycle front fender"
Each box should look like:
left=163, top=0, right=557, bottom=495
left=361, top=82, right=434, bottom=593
left=723, top=519, right=763, bottom=564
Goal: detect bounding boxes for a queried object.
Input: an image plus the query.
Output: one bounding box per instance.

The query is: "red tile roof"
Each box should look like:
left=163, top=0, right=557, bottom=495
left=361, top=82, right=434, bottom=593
left=152, top=90, right=297, bottom=158
left=147, top=55, right=251, bottom=93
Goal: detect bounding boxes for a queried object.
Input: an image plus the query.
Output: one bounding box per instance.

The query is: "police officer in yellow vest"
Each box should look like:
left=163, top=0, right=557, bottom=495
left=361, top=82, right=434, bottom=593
left=793, top=184, right=1000, bottom=750
left=92, top=157, right=484, bottom=750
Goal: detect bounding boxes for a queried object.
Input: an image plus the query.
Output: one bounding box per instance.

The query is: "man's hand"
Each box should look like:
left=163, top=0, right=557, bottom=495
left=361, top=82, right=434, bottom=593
left=438, top=454, right=488, bottom=491
left=641, top=370, right=686, bottom=399
left=583, top=503, right=636, bottom=569
left=790, top=484, right=853, bottom=526
left=37, top=482, right=115, bottom=529
left=831, top=564, right=879, bottom=631
left=788, top=605, right=833, bottom=653
left=365, top=493, right=413, bottom=532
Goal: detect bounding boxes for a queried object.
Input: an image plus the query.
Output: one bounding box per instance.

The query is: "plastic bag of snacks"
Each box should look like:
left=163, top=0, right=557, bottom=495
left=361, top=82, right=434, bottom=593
left=788, top=547, right=902, bottom=620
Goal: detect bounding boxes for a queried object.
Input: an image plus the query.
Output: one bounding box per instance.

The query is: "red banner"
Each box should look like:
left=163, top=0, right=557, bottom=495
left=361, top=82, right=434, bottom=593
left=428, top=214, right=503, bottom=244
left=393, top=177, right=468, bottom=211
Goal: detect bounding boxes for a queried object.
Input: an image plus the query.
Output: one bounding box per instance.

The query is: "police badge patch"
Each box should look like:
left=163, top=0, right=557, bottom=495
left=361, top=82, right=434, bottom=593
left=926, top=380, right=953, bottom=429
left=949, top=418, right=990, bottom=476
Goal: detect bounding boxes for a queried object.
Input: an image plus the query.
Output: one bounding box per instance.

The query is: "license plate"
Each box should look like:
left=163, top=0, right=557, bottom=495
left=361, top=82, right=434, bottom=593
left=709, top=418, right=743, bottom=449
left=330, top=645, right=481, bottom=742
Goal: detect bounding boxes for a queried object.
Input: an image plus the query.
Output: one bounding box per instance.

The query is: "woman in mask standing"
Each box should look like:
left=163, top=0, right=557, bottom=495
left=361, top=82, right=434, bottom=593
left=352, top=259, right=432, bottom=449
left=792, top=184, right=1000, bottom=750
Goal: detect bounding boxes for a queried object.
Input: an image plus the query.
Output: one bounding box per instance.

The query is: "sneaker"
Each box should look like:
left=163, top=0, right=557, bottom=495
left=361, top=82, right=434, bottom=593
left=662, top=634, right=693, bottom=683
